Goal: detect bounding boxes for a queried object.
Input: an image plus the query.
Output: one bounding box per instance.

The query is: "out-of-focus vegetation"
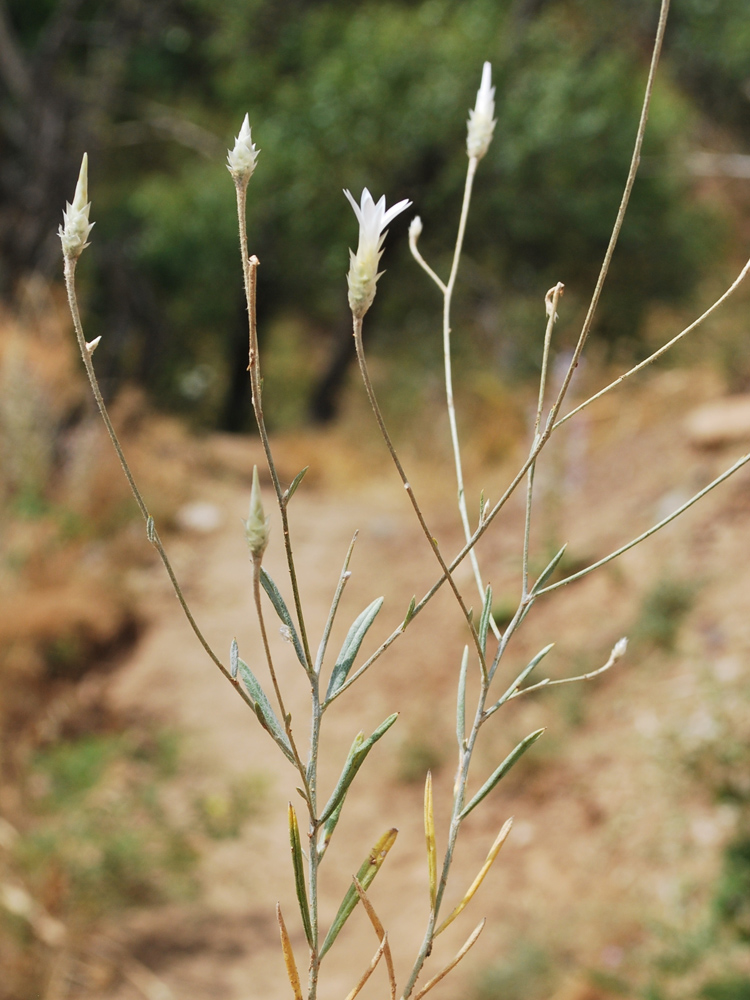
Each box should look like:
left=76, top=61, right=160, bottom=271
left=1, top=0, right=748, bottom=427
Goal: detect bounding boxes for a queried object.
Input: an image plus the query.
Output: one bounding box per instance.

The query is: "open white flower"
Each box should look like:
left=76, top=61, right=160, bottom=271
left=227, top=114, right=259, bottom=185
left=466, top=61, right=496, bottom=161
left=59, top=153, right=94, bottom=259
left=344, top=187, right=412, bottom=319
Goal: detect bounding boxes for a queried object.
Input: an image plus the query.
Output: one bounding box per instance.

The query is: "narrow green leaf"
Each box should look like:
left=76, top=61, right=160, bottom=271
left=530, top=544, right=567, bottom=595
left=319, top=714, right=398, bottom=824
left=239, top=659, right=295, bottom=764
left=492, top=644, right=555, bottom=711
left=319, top=828, right=398, bottom=959
left=230, top=638, right=239, bottom=679
left=260, top=568, right=307, bottom=669
left=284, top=466, right=309, bottom=503
left=478, top=585, right=493, bottom=655
left=456, top=646, right=468, bottom=751
left=459, top=729, right=545, bottom=820
left=288, top=804, right=314, bottom=948
left=402, top=595, right=416, bottom=629
left=325, top=596, right=384, bottom=701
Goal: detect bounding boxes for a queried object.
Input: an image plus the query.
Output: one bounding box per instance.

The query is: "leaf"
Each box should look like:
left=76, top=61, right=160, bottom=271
left=260, top=568, right=307, bottom=669
left=325, top=597, right=384, bottom=701
left=530, top=544, right=567, bottom=595
left=239, top=659, right=295, bottom=764
left=230, top=638, right=239, bottom=679
left=284, top=466, right=309, bottom=503
left=412, top=920, right=485, bottom=1000
left=288, top=804, right=314, bottom=949
left=424, top=772, right=437, bottom=908
left=435, top=817, right=513, bottom=935
left=319, top=714, right=398, bottom=824
left=317, top=798, right=345, bottom=860
left=492, top=643, right=555, bottom=711
left=459, top=729, right=545, bottom=820
left=402, top=595, right=416, bottom=629
left=478, top=585, right=493, bottom=656
left=318, top=828, right=398, bottom=959
left=276, top=903, right=304, bottom=1000
left=146, top=516, right=156, bottom=544
left=456, top=646, right=468, bottom=751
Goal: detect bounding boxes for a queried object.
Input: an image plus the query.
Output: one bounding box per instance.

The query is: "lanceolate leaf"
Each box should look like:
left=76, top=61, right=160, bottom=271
left=459, top=729, right=545, bottom=820
left=491, top=643, right=555, bottom=712
left=239, top=659, right=295, bottom=764
left=424, top=771, right=437, bottom=908
left=478, top=585, right=493, bottom=656
left=284, top=466, right=309, bottom=503
left=530, top=544, right=567, bottom=595
left=319, top=714, right=398, bottom=824
left=288, top=804, right=314, bottom=948
left=319, top=828, right=398, bottom=959
left=260, top=568, right=307, bottom=669
left=456, top=646, right=468, bottom=751
left=325, top=596, right=384, bottom=701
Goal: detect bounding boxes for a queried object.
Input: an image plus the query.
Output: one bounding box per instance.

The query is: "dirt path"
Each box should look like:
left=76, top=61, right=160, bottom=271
left=102, top=372, right=750, bottom=1000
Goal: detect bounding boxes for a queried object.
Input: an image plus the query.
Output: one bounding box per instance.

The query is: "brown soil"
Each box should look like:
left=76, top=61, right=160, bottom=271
left=14, top=366, right=750, bottom=1000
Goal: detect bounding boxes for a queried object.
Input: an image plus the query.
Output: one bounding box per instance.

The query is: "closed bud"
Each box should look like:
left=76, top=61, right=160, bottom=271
left=227, top=114, right=259, bottom=186
left=467, top=62, right=496, bottom=161
left=59, top=153, right=94, bottom=259
left=244, top=465, right=270, bottom=559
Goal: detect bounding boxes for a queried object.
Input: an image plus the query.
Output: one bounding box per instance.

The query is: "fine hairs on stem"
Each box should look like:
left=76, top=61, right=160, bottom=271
left=61, top=3, right=750, bottom=996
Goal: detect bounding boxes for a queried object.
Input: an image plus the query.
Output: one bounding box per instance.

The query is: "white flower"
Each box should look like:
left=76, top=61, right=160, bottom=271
left=466, top=62, right=496, bottom=161
left=59, top=153, right=94, bottom=259
left=227, top=114, right=259, bottom=184
left=344, top=187, right=411, bottom=318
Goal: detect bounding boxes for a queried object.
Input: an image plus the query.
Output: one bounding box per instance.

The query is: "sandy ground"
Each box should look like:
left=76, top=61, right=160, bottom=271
left=93, top=368, right=750, bottom=1000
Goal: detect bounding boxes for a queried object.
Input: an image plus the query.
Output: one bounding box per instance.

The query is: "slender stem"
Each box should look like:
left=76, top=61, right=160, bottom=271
left=537, top=449, right=750, bottom=596
left=235, top=180, right=315, bottom=674
left=352, top=315, right=488, bottom=677
left=307, top=681, right=322, bottom=1000
left=553, top=258, right=750, bottom=431
left=522, top=284, right=563, bottom=597
left=409, top=231, right=447, bottom=294
left=441, top=157, right=500, bottom=640
left=62, top=257, right=252, bottom=707
left=510, top=642, right=623, bottom=699
left=315, top=533, right=358, bottom=677
left=544, top=0, right=671, bottom=427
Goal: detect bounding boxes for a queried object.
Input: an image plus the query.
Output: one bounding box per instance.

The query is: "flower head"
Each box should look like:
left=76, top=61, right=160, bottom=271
left=466, top=62, right=496, bottom=161
left=344, top=188, right=411, bottom=318
left=244, top=465, right=270, bottom=560
left=59, top=153, right=94, bottom=259
left=227, top=114, right=259, bottom=185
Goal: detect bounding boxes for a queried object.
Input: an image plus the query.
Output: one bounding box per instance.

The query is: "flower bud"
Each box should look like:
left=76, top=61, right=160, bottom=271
left=59, top=153, right=94, bottom=259
left=467, top=62, right=496, bottom=161
left=244, top=465, right=270, bottom=559
left=227, top=114, right=259, bottom=185
left=408, top=216, right=423, bottom=244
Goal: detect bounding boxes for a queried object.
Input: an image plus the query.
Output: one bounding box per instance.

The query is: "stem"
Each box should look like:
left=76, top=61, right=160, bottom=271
left=522, top=284, right=563, bottom=598
left=537, top=448, right=750, bottom=596
left=62, top=256, right=252, bottom=708
left=544, top=0, right=671, bottom=426
left=442, top=157, right=500, bottom=639
left=352, top=316, right=489, bottom=677
left=235, top=180, right=315, bottom=674
left=553, top=257, right=750, bottom=431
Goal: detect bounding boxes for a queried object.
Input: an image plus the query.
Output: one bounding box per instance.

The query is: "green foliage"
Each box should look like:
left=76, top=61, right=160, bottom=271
left=9, top=0, right=723, bottom=424
left=701, top=977, right=750, bottom=1000
left=17, top=733, right=199, bottom=920
left=633, top=578, right=695, bottom=651
left=474, top=943, right=555, bottom=1000
left=715, top=835, right=750, bottom=938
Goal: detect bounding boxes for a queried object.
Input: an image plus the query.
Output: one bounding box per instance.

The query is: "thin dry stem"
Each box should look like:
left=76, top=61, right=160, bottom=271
left=409, top=919, right=485, bottom=1000
left=353, top=877, right=397, bottom=1000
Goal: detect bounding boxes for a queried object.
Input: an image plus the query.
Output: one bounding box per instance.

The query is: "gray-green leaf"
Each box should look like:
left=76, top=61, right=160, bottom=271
left=239, top=659, right=295, bottom=764
left=260, top=568, right=307, bottom=670
left=325, top=596, right=384, bottom=701
left=459, top=729, right=545, bottom=820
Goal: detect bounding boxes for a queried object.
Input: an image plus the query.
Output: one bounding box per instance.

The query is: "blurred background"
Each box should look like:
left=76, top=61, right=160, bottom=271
left=3, top=0, right=750, bottom=998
